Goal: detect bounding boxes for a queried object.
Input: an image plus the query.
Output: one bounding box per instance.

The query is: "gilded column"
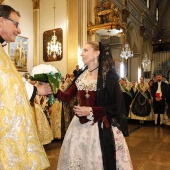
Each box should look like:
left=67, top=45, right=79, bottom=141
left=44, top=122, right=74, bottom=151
left=67, top=0, right=79, bottom=74
left=78, top=0, right=88, bottom=49
left=87, top=0, right=96, bottom=41
left=32, top=0, right=40, bottom=66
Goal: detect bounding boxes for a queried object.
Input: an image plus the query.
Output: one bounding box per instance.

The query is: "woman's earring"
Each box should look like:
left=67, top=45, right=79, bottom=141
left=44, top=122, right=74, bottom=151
left=94, top=56, right=97, bottom=64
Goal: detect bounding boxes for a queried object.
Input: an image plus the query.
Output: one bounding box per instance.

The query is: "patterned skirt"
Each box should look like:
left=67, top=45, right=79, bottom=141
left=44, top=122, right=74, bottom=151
left=57, top=116, right=133, bottom=170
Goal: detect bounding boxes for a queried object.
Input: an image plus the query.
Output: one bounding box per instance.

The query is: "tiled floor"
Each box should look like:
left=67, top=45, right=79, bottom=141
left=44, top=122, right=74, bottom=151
left=44, top=120, right=170, bottom=170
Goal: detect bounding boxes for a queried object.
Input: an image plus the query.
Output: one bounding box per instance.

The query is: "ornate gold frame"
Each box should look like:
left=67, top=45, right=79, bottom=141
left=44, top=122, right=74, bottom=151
left=8, top=35, right=28, bottom=72
left=43, top=28, right=63, bottom=62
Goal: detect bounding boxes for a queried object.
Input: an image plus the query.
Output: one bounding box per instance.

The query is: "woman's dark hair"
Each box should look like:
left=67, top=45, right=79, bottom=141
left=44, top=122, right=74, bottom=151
left=148, top=79, right=154, bottom=86
left=0, top=5, right=20, bottom=18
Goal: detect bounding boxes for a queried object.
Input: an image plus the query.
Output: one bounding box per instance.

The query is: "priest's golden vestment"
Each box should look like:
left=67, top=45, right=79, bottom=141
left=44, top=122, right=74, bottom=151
left=0, top=45, right=50, bottom=170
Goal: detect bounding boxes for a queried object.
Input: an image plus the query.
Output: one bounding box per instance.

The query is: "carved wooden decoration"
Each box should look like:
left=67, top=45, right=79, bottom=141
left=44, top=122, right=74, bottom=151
left=88, top=0, right=128, bottom=36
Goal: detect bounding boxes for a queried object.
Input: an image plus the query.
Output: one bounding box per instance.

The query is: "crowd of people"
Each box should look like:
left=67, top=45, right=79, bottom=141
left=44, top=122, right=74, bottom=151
left=1, top=3, right=170, bottom=170
left=119, top=74, right=170, bottom=126
left=0, top=4, right=133, bottom=168
left=59, top=73, right=75, bottom=91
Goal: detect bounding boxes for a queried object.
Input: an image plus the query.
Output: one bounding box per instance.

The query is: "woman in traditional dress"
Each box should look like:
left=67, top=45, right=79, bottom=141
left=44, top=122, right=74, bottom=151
left=55, top=41, right=133, bottom=170
left=129, top=76, right=153, bottom=123
left=119, top=78, right=134, bottom=117
left=131, top=80, right=137, bottom=96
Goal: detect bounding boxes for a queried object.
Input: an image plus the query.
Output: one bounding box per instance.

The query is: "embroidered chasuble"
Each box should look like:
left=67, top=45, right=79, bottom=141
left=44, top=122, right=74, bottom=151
left=0, top=45, right=50, bottom=170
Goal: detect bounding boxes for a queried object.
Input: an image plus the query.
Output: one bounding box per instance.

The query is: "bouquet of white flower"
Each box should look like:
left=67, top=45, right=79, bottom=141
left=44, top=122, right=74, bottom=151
left=30, top=64, right=62, bottom=105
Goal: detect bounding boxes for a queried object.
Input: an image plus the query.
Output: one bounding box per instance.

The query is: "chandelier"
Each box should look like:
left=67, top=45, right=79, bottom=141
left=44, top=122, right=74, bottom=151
left=120, top=43, right=133, bottom=60
left=47, top=0, right=62, bottom=58
left=141, top=54, right=151, bottom=68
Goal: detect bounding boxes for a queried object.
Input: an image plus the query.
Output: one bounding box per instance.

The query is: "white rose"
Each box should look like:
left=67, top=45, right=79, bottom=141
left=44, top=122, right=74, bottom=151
left=31, top=64, right=58, bottom=76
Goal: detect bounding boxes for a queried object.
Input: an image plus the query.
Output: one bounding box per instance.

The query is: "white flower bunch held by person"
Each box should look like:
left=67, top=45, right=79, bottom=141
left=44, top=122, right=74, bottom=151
left=31, top=64, right=61, bottom=106
left=31, top=64, right=59, bottom=76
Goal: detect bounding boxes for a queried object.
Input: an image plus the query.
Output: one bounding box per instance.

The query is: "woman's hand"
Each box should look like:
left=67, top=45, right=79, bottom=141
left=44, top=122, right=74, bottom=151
left=73, top=106, right=90, bottom=117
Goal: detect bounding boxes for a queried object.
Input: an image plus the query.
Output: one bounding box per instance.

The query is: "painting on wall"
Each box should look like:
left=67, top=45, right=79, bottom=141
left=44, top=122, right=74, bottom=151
left=8, top=35, right=28, bottom=72
left=43, top=28, right=63, bottom=62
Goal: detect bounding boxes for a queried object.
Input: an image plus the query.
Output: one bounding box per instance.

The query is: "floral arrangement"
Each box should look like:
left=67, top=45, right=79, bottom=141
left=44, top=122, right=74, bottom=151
left=30, top=64, right=62, bottom=105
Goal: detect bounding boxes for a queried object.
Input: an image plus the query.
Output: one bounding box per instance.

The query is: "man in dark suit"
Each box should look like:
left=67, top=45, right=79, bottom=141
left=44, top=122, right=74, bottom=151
left=151, top=73, right=168, bottom=126
left=73, top=64, right=81, bottom=77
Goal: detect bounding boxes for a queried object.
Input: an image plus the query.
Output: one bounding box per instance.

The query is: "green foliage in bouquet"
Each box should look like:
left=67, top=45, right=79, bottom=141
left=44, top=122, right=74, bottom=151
left=33, top=74, right=49, bottom=82
left=46, top=73, right=61, bottom=94
left=31, top=72, right=62, bottom=106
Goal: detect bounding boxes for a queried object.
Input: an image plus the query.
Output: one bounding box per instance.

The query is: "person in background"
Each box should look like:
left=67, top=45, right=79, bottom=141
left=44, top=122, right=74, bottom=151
left=166, top=82, right=170, bottom=118
left=65, top=76, right=71, bottom=87
left=59, top=76, right=66, bottom=91
left=0, top=5, right=50, bottom=169
left=73, top=64, right=81, bottom=77
left=119, top=78, right=133, bottom=117
left=65, top=73, right=70, bottom=80
left=55, top=41, right=132, bottom=170
left=148, top=79, right=154, bottom=91
left=131, top=80, right=137, bottom=96
left=130, top=76, right=152, bottom=124
left=69, top=73, right=74, bottom=82
left=153, top=77, right=157, bottom=83
left=148, top=79, right=154, bottom=111
left=151, top=73, right=168, bottom=126
left=148, top=79, right=154, bottom=102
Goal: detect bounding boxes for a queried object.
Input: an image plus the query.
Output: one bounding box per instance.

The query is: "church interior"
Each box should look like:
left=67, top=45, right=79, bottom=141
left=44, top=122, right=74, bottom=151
left=1, top=0, right=170, bottom=169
